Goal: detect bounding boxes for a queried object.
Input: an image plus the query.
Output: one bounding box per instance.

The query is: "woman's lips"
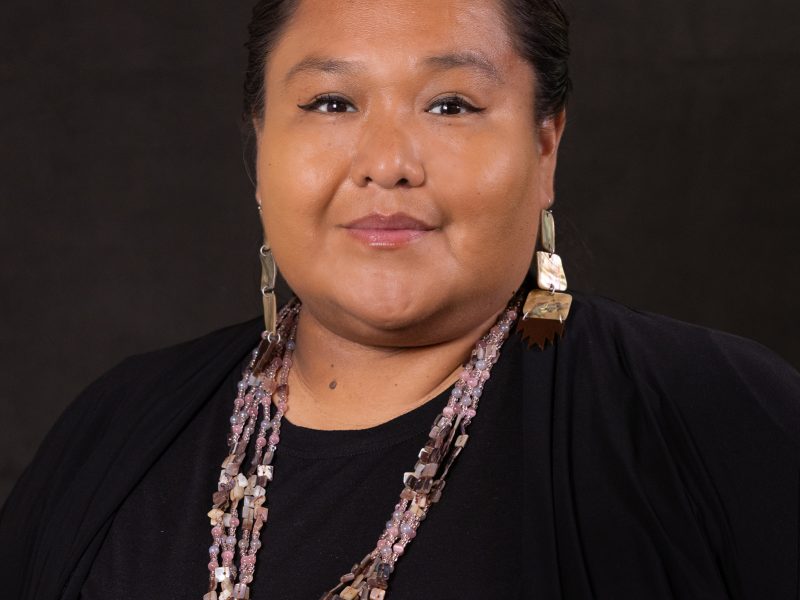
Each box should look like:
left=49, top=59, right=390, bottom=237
left=343, top=213, right=436, bottom=248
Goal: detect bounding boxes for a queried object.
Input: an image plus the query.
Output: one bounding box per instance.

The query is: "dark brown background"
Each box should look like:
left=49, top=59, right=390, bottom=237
left=2, top=0, right=799, bottom=505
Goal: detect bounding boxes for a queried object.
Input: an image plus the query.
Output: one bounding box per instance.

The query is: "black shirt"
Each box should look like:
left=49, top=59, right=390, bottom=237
left=3, top=293, right=799, bottom=599
left=81, top=331, right=523, bottom=599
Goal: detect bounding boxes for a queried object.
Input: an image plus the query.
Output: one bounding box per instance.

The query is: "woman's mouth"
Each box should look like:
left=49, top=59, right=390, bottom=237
left=342, top=212, right=437, bottom=248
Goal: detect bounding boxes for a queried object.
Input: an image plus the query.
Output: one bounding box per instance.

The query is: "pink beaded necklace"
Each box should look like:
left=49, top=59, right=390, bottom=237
left=204, top=297, right=520, bottom=600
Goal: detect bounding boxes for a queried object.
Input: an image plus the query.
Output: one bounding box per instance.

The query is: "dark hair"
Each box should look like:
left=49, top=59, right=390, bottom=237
left=501, top=0, right=572, bottom=123
left=242, top=0, right=571, bottom=126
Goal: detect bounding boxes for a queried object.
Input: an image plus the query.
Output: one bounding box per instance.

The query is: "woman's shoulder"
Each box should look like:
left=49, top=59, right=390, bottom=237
left=566, top=290, right=796, bottom=379
left=5, top=316, right=263, bottom=510
left=19, top=314, right=264, bottom=484
left=0, top=316, right=264, bottom=597
left=560, top=291, right=800, bottom=448
left=78, top=315, right=264, bottom=438
left=541, top=293, right=800, bottom=597
left=568, top=291, right=775, bottom=356
left=51, top=316, right=264, bottom=431
left=110, top=316, right=264, bottom=389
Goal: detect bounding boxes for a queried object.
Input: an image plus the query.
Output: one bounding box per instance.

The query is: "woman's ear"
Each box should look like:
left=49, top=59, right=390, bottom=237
left=252, top=117, right=263, bottom=142
left=535, top=109, right=567, bottom=203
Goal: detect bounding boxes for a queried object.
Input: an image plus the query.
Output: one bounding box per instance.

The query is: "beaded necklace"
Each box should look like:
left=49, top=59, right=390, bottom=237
left=203, top=297, right=520, bottom=600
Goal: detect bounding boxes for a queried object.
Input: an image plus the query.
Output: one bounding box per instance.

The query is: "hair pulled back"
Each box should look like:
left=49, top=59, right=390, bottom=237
left=242, top=0, right=571, bottom=127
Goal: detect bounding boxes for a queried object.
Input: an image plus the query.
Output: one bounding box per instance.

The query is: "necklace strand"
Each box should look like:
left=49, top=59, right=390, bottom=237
left=203, top=297, right=520, bottom=600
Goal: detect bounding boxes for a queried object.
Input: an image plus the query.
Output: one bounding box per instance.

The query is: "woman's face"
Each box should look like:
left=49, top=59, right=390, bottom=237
left=256, top=0, right=564, bottom=346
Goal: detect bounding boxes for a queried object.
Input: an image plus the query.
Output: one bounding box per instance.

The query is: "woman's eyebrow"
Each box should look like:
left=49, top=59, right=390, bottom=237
left=283, top=57, right=365, bottom=85
left=422, top=51, right=503, bottom=83
left=283, top=51, right=502, bottom=85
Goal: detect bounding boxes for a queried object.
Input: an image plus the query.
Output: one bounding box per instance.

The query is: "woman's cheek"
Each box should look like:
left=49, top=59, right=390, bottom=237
left=261, top=145, right=342, bottom=224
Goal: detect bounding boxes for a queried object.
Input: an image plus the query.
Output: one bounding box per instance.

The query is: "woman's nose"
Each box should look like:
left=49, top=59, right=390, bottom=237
left=350, top=116, right=425, bottom=189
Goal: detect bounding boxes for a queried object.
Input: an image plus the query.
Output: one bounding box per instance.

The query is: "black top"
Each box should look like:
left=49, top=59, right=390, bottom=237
left=2, top=293, right=799, bottom=600
left=82, top=328, right=522, bottom=600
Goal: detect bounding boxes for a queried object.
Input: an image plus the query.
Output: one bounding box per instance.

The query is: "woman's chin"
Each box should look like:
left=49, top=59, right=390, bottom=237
left=296, top=283, right=448, bottom=346
left=340, top=287, right=433, bottom=332
left=288, top=261, right=491, bottom=344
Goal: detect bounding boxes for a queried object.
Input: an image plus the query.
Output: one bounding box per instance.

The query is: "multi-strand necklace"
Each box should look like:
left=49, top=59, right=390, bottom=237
left=203, top=296, right=520, bottom=600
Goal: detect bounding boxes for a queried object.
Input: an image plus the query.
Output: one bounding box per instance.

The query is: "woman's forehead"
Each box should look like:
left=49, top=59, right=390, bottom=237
left=286, top=0, right=508, bottom=34
left=267, top=0, right=520, bottom=79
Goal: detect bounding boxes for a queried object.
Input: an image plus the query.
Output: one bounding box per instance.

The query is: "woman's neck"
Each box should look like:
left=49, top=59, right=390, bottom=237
left=284, top=306, right=502, bottom=430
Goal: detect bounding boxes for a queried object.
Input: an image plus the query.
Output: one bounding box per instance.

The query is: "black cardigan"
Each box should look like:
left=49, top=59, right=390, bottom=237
left=2, top=293, right=799, bottom=599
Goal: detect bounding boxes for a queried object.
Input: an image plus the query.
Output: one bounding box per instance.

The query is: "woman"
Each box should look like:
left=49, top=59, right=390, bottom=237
left=2, top=0, right=798, bottom=598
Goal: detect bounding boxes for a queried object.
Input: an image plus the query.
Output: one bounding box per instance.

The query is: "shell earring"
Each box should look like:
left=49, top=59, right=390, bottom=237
left=255, top=196, right=277, bottom=335
left=517, top=208, right=573, bottom=349
left=259, top=243, right=277, bottom=334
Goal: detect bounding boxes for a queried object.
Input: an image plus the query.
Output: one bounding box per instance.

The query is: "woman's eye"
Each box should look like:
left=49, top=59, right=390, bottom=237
left=298, top=95, right=356, bottom=113
left=427, top=96, right=483, bottom=116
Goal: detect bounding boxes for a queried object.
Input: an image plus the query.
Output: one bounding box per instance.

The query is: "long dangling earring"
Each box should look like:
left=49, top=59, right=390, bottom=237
left=259, top=242, right=277, bottom=334
left=517, top=208, right=573, bottom=349
left=256, top=196, right=278, bottom=335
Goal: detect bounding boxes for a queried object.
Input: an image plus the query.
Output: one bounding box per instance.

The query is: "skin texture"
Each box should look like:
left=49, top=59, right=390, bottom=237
left=255, top=0, right=565, bottom=428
